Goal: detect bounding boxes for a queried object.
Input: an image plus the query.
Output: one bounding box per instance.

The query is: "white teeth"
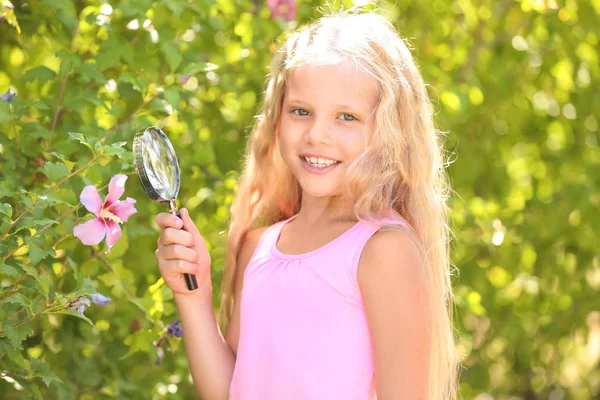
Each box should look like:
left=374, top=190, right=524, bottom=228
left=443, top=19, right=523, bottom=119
left=304, top=156, right=338, bottom=167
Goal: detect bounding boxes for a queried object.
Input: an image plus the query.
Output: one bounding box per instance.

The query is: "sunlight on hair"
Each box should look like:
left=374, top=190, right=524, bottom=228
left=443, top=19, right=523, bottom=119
left=220, top=6, right=462, bottom=399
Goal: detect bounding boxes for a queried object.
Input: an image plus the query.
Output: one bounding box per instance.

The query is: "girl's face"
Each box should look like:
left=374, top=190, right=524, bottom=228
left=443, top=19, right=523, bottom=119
left=278, top=61, right=379, bottom=198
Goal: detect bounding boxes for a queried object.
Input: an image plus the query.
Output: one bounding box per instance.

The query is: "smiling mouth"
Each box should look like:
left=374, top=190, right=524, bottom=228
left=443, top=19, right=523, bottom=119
left=299, top=156, right=342, bottom=167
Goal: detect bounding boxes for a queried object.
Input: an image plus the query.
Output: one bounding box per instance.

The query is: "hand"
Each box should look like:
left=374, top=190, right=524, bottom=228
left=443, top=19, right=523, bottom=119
left=155, top=208, right=212, bottom=298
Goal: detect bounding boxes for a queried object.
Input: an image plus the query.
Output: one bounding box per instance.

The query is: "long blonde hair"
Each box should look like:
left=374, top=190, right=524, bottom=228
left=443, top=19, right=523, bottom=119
left=219, top=8, right=461, bottom=400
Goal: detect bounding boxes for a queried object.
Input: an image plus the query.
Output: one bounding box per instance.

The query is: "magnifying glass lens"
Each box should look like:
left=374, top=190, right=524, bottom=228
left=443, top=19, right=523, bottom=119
left=142, top=127, right=179, bottom=201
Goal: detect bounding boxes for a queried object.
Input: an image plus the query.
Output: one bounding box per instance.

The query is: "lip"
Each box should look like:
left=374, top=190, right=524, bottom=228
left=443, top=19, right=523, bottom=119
left=299, top=153, right=341, bottom=162
left=299, top=156, right=341, bottom=174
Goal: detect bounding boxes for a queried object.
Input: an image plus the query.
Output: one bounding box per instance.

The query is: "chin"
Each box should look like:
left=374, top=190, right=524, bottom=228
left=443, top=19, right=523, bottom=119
left=299, top=182, right=342, bottom=198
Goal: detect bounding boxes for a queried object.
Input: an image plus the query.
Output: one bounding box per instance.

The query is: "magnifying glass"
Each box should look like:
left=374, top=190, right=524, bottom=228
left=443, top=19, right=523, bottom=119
left=133, top=126, right=198, bottom=291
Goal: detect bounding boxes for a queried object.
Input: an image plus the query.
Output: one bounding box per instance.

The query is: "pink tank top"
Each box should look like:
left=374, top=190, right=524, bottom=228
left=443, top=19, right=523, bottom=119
left=229, top=213, right=409, bottom=400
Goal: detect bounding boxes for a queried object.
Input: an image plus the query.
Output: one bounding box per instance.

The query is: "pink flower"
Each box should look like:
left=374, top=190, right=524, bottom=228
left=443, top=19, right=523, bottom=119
left=73, top=174, right=137, bottom=254
left=266, top=0, right=297, bottom=21
left=181, top=75, right=191, bottom=85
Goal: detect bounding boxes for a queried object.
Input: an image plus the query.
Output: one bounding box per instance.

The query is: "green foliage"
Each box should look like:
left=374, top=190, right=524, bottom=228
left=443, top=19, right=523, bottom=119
left=0, top=0, right=598, bottom=399
left=0, top=0, right=288, bottom=397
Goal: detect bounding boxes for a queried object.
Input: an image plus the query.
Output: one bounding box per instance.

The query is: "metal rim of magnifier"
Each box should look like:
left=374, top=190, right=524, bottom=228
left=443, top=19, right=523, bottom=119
left=133, top=126, right=181, bottom=203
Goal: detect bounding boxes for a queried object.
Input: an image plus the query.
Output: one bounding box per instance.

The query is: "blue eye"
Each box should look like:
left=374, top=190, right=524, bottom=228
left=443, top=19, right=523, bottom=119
left=290, top=109, right=358, bottom=121
left=340, top=113, right=357, bottom=121
left=292, top=108, right=310, bottom=116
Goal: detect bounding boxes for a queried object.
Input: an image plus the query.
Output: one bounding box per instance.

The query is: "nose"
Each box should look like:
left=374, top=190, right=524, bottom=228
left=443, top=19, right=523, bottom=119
left=304, top=117, right=332, bottom=145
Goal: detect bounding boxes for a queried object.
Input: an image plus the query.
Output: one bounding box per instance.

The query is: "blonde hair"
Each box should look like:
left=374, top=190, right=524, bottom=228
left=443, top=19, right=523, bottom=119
left=219, top=8, right=461, bottom=400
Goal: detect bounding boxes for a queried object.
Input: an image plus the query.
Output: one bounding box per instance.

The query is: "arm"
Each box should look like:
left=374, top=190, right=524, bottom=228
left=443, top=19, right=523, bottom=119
left=174, top=288, right=234, bottom=400
left=358, top=229, right=433, bottom=400
left=174, top=226, right=268, bottom=400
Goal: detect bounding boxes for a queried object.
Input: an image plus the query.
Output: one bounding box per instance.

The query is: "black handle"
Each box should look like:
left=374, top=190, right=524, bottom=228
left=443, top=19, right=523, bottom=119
left=174, top=210, right=198, bottom=291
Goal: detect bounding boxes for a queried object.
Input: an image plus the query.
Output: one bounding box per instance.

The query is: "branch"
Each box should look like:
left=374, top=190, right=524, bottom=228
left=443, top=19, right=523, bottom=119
left=0, top=273, right=26, bottom=303
left=51, top=73, right=69, bottom=131
left=0, top=155, right=99, bottom=242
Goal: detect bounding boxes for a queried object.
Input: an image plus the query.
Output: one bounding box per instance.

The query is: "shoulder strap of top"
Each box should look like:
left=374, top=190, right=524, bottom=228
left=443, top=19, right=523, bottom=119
left=245, top=217, right=293, bottom=270
left=343, top=216, right=413, bottom=300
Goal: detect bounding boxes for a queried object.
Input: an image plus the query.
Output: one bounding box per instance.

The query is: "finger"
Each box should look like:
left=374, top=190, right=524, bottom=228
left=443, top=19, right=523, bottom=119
left=161, top=227, right=193, bottom=246
left=159, top=259, right=201, bottom=275
left=155, top=244, right=197, bottom=263
left=180, top=208, right=212, bottom=269
left=156, top=213, right=183, bottom=230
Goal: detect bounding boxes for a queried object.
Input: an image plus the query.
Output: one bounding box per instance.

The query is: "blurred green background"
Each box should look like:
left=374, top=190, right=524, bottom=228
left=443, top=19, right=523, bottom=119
left=0, top=0, right=598, bottom=398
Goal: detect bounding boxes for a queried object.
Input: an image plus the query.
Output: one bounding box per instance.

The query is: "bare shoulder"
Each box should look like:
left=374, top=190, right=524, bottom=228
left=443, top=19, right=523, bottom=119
left=236, top=225, right=270, bottom=268
left=357, top=227, right=433, bottom=398
left=357, top=227, right=426, bottom=292
left=225, top=225, right=270, bottom=354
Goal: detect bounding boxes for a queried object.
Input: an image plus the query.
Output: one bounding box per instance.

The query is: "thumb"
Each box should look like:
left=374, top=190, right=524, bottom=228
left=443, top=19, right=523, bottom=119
left=179, top=208, right=211, bottom=267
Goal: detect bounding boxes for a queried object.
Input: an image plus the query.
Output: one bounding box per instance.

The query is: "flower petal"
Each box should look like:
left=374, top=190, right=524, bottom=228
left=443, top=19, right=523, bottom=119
left=68, top=296, right=90, bottom=316
left=90, top=293, right=112, bottom=306
left=73, top=218, right=106, bottom=245
left=108, top=197, right=138, bottom=222
left=80, top=185, right=103, bottom=216
left=104, top=220, right=122, bottom=254
left=104, top=174, right=128, bottom=208
left=155, top=344, right=165, bottom=366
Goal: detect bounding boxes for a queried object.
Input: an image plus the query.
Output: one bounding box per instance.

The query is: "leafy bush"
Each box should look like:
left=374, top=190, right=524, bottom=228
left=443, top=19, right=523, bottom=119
left=1, top=0, right=599, bottom=399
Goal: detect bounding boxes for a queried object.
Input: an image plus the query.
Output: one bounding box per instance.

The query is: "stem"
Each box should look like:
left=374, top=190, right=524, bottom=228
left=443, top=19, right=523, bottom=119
left=0, top=155, right=99, bottom=242
left=0, top=273, right=26, bottom=303
left=11, top=117, right=19, bottom=160
left=50, top=24, right=80, bottom=132
left=92, top=249, right=159, bottom=328
left=0, top=303, right=57, bottom=334
left=51, top=73, right=69, bottom=132
left=3, top=207, right=81, bottom=261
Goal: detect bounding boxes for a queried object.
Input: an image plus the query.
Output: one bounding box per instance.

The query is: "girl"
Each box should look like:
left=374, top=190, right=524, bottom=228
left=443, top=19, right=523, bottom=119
left=155, top=8, right=461, bottom=400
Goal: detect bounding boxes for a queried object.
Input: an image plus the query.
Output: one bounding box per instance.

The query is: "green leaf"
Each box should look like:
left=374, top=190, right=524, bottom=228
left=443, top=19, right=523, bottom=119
left=20, top=263, right=50, bottom=297
left=56, top=49, right=81, bottom=77
left=4, top=292, right=31, bottom=308
left=48, top=152, right=76, bottom=171
left=120, top=328, right=155, bottom=360
left=0, top=101, right=12, bottom=123
left=26, top=239, right=55, bottom=264
left=29, top=357, right=63, bottom=387
left=74, top=276, right=97, bottom=297
left=2, top=323, right=33, bottom=349
left=163, top=86, right=180, bottom=108
left=180, top=62, right=219, bottom=75
left=102, top=141, right=128, bottom=158
left=17, top=99, right=50, bottom=110
left=43, top=162, right=70, bottom=182
left=162, top=42, right=182, bottom=72
left=0, top=203, right=12, bottom=218
left=25, top=385, right=44, bottom=400
left=15, top=217, right=58, bottom=234
left=0, top=338, right=27, bottom=367
left=96, top=34, right=123, bottom=71
left=53, top=308, right=95, bottom=327
left=67, top=132, right=95, bottom=154
left=1, top=264, right=21, bottom=278
left=20, top=66, right=57, bottom=84
left=78, top=63, right=107, bottom=84
left=66, top=257, right=79, bottom=280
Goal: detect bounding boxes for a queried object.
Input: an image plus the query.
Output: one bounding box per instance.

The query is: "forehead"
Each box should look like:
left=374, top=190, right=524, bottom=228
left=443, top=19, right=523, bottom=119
left=285, top=61, right=380, bottom=112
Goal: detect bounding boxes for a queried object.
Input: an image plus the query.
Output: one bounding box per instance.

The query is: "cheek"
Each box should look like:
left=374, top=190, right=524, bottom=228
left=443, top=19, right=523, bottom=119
left=335, top=128, right=368, bottom=158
